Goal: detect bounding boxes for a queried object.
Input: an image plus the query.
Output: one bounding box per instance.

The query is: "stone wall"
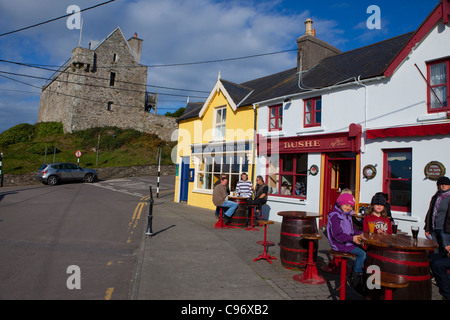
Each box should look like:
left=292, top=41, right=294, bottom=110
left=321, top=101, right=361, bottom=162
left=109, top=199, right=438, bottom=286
left=1, top=165, right=176, bottom=187
left=38, top=27, right=178, bottom=142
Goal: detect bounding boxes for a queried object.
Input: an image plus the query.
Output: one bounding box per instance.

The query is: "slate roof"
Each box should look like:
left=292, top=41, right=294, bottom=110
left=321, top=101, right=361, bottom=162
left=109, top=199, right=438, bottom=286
left=177, top=31, right=414, bottom=122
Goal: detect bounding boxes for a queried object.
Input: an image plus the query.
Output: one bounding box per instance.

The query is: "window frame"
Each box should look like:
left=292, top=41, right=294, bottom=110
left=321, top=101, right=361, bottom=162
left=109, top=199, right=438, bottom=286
left=268, top=104, right=283, bottom=132
left=195, top=154, right=249, bottom=192
left=304, top=96, right=322, bottom=128
left=213, top=106, right=227, bottom=140
left=383, top=148, right=412, bottom=213
left=266, top=153, right=308, bottom=199
left=427, top=58, right=449, bottom=113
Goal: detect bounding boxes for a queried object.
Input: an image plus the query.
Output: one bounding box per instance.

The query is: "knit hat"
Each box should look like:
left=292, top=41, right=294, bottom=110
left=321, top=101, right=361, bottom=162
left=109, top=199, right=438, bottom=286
left=371, top=193, right=386, bottom=206
left=336, top=193, right=355, bottom=207
left=437, top=176, right=450, bottom=186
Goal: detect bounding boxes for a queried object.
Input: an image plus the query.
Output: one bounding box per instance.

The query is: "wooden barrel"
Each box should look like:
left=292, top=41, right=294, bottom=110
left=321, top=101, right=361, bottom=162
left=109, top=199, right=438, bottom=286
left=228, top=197, right=248, bottom=228
left=279, top=217, right=318, bottom=270
left=365, top=246, right=431, bottom=300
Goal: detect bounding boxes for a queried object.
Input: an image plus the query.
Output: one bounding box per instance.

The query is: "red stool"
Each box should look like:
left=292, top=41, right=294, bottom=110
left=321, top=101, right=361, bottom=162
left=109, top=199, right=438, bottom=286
left=214, top=207, right=229, bottom=229
left=373, top=272, right=409, bottom=300
left=245, top=204, right=259, bottom=231
left=253, top=220, right=277, bottom=264
left=293, top=234, right=325, bottom=285
left=329, top=250, right=355, bottom=300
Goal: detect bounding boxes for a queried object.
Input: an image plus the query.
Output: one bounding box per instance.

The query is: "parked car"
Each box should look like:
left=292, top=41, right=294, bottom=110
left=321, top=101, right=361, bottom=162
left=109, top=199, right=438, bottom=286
left=37, top=163, right=97, bottom=186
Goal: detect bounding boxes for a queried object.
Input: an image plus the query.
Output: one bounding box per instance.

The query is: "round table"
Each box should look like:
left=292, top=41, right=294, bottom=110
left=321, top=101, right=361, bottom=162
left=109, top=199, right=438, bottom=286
left=361, top=232, right=438, bottom=300
left=228, top=196, right=249, bottom=228
left=277, top=211, right=320, bottom=270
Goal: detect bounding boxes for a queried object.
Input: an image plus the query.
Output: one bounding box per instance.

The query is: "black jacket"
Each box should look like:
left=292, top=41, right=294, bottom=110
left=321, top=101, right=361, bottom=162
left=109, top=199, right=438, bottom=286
left=424, top=192, right=450, bottom=233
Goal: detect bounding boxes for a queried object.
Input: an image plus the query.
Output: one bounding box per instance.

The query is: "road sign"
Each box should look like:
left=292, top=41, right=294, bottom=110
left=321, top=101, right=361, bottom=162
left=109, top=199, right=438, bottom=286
left=75, top=151, right=82, bottom=158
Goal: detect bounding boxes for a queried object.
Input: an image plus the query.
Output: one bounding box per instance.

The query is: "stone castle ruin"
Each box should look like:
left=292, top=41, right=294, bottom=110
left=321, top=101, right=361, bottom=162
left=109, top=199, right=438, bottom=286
left=38, top=27, right=177, bottom=141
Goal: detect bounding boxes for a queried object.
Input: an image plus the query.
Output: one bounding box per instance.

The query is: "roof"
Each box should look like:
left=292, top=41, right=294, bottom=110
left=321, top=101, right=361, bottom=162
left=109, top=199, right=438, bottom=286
left=177, top=0, right=448, bottom=122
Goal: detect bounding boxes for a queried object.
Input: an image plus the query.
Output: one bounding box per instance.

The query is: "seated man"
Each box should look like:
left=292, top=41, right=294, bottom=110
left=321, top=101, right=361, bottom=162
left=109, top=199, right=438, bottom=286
left=248, top=175, right=268, bottom=219
left=212, top=177, right=238, bottom=224
left=235, top=172, right=253, bottom=198
left=430, top=245, right=450, bottom=300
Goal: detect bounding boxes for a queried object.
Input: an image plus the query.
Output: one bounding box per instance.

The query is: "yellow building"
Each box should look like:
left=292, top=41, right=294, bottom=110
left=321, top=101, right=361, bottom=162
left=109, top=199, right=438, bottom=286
left=174, top=76, right=257, bottom=209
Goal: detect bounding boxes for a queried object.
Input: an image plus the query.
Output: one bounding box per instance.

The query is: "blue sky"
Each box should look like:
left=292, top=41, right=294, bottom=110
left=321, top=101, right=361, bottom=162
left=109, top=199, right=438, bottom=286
left=0, top=0, right=440, bottom=133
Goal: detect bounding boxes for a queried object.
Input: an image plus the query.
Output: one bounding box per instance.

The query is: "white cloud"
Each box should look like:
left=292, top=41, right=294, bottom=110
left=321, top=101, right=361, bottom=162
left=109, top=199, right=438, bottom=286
left=0, top=0, right=346, bottom=132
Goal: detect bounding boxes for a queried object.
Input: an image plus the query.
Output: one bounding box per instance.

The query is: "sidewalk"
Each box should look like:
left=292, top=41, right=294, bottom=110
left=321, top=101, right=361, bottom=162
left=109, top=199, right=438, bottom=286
left=132, top=193, right=442, bottom=301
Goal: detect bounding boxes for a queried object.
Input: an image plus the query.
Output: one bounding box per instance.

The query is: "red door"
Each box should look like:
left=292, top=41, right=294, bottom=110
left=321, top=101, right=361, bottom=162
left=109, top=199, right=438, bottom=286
left=320, top=154, right=356, bottom=228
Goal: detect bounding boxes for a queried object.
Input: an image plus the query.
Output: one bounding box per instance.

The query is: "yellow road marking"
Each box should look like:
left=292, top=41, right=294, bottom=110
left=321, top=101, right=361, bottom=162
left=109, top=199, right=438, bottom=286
left=105, top=287, right=114, bottom=300
left=127, top=201, right=147, bottom=243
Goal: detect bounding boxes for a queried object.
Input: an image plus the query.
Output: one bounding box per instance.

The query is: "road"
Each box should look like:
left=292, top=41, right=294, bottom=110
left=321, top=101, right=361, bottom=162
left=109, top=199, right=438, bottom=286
left=0, top=175, right=174, bottom=300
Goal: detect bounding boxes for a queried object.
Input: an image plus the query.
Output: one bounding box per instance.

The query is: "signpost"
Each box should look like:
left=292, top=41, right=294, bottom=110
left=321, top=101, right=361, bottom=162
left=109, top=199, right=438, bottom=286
left=75, top=150, right=82, bottom=164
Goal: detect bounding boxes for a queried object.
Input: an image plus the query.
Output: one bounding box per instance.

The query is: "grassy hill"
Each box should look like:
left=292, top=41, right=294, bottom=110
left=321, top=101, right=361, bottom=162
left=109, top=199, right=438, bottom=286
left=0, top=122, right=176, bottom=175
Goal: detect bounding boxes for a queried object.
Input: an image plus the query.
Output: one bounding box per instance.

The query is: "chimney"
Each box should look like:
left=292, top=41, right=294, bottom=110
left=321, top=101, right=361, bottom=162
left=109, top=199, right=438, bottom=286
left=304, top=18, right=315, bottom=36
left=128, top=33, right=143, bottom=64
left=296, top=18, right=341, bottom=72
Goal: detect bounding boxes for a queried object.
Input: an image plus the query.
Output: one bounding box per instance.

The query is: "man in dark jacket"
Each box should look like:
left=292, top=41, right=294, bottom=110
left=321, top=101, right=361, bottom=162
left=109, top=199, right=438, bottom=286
left=248, top=175, right=268, bottom=219
left=425, top=176, right=450, bottom=253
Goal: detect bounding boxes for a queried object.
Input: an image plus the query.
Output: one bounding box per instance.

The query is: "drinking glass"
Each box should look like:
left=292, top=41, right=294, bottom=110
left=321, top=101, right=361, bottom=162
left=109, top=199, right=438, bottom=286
left=392, top=222, right=398, bottom=234
left=411, top=226, right=419, bottom=240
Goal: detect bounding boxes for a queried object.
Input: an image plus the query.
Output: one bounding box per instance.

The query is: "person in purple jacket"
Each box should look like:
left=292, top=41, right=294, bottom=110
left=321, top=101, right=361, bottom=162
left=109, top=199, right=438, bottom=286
left=327, top=193, right=366, bottom=291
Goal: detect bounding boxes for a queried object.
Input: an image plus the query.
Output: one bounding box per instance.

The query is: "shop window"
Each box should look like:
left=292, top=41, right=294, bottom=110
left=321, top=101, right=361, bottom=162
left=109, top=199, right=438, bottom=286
left=383, top=149, right=412, bottom=213
left=214, top=107, right=227, bottom=139
left=267, top=154, right=307, bottom=198
left=304, top=97, right=321, bottom=127
left=196, top=155, right=248, bottom=191
left=269, top=104, right=283, bottom=131
left=427, top=59, right=449, bottom=112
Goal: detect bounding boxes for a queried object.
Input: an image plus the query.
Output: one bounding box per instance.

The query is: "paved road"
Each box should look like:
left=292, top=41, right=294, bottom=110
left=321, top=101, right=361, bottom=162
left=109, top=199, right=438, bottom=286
left=0, top=176, right=174, bottom=300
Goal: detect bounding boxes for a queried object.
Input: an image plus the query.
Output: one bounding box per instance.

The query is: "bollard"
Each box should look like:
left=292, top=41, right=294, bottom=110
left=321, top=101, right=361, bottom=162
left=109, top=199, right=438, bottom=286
left=146, top=186, right=154, bottom=236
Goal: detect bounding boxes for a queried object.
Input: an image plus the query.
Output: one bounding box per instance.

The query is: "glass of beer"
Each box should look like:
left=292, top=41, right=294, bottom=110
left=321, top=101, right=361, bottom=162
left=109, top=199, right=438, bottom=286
left=368, top=221, right=376, bottom=235
left=411, top=226, right=419, bottom=240
left=392, top=221, right=398, bottom=235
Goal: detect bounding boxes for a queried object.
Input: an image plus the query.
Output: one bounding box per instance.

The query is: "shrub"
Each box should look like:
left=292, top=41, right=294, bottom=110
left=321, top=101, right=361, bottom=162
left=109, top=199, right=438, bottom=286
left=35, top=122, right=63, bottom=137
left=0, top=123, right=35, bottom=145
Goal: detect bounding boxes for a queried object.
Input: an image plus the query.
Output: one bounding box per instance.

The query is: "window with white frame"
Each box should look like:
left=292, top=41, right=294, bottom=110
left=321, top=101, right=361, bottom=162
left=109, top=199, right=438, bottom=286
left=196, top=154, right=249, bottom=191
left=214, top=107, right=227, bottom=139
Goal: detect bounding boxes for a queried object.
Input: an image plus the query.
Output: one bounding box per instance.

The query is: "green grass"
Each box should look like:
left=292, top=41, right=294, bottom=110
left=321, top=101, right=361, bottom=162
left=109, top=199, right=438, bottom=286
left=0, top=123, right=176, bottom=175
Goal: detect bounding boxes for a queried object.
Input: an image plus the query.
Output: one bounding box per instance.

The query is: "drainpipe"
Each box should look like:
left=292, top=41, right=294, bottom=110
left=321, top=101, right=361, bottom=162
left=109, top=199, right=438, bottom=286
left=354, top=76, right=368, bottom=154
left=251, top=104, right=258, bottom=184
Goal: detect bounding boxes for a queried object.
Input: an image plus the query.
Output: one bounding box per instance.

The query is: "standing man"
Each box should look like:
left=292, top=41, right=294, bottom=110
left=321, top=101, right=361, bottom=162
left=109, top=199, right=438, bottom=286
left=425, top=176, right=450, bottom=253
left=248, top=175, right=268, bottom=219
left=213, top=176, right=238, bottom=224
left=236, top=172, right=253, bottom=198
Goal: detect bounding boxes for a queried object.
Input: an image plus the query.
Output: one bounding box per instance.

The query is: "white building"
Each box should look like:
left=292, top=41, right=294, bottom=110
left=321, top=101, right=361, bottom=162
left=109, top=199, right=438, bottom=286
left=254, top=0, right=450, bottom=233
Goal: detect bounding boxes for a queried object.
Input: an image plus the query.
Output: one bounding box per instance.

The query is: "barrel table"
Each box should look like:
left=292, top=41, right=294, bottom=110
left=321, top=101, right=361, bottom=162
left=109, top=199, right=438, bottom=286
left=361, top=232, right=438, bottom=300
left=228, top=196, right=249, bottom=229
left=278, top=211, right=320, bottom=270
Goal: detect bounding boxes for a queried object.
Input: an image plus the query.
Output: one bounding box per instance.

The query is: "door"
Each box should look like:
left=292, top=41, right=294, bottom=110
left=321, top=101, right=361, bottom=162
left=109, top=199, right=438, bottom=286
left=321, top=153, right=356, bottom=228
left=179, top=157, right=190, bottom=202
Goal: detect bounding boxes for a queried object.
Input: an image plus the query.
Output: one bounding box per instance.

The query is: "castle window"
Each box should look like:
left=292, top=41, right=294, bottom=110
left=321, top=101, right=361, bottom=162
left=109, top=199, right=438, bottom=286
left=107, top=102, right=113, bottom=111
left=109, top=72, right=116, bottom=86
left=113, top=53, right=118, bottom=62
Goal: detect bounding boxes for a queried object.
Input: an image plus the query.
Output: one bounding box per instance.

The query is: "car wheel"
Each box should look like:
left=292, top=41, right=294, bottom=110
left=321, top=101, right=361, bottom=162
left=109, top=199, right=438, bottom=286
left=47, top=175, right=59, bottom=186
left=84, top=173, right=94, bottom=183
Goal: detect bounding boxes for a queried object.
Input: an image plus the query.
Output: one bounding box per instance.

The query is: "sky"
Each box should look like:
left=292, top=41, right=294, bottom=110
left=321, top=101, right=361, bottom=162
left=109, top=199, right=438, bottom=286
left=0, top=0, right=440, bottom=133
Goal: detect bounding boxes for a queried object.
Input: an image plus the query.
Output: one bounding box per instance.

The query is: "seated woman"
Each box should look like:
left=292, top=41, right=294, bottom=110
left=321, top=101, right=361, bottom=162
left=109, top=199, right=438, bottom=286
left=327, top=193, right=365, bottom=292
